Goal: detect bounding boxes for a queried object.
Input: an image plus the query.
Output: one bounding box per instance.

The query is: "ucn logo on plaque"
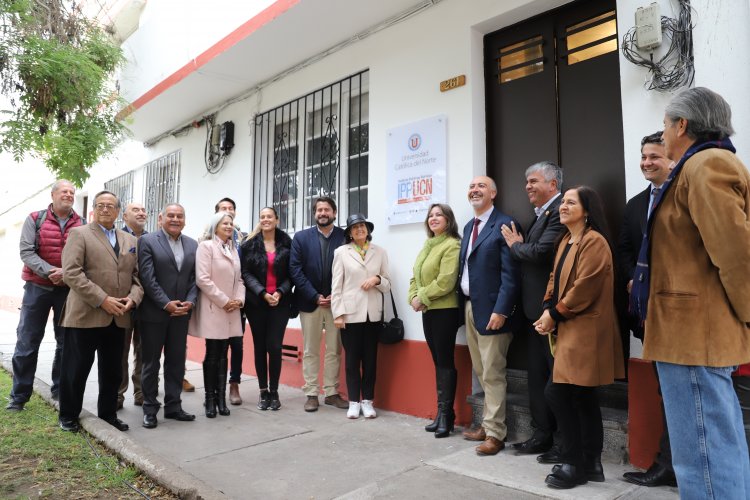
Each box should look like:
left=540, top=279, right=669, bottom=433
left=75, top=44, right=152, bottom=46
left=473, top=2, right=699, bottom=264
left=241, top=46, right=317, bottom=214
left=408, top=133, right=422, bottom=151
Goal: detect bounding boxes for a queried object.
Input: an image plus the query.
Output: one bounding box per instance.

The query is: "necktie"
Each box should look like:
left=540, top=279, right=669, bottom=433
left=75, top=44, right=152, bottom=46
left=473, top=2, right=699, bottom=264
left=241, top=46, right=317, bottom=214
left=649, top=187, right=661, bottom=217
left=112, top=232, right=120, bottom=257
left=471, top=218, right=481, bottom=249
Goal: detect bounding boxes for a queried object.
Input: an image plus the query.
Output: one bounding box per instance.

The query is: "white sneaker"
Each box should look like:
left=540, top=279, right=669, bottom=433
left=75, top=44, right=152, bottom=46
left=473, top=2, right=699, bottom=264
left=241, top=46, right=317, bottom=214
left=347, top=401, right=361, bottom=419
left=361, top=400, right=377, bottom=419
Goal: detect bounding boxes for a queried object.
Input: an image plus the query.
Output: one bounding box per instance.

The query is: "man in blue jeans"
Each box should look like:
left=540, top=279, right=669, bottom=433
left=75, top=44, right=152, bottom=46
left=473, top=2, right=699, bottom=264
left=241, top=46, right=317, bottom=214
left=7, top=180, right=84, bottom=411
left=632, top=87, right=750, bottom=498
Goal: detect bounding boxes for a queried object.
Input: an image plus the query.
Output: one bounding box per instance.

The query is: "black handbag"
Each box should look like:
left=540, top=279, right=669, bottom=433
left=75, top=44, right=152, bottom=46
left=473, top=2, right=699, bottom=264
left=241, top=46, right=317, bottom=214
left=378, top=290, right=404, bottom=344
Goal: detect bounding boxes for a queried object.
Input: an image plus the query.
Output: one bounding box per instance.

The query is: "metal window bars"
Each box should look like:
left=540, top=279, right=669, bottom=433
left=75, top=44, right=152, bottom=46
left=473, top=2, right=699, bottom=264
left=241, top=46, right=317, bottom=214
left=252, top=70, right=369, bottom=233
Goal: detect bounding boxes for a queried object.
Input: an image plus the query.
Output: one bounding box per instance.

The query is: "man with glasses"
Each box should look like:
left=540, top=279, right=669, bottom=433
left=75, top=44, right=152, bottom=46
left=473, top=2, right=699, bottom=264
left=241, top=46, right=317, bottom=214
left=6, top=180, right=83, bottom=411
left=117, top=202, right=148, bottom=409
left=57, top=191, right=143, bottom=432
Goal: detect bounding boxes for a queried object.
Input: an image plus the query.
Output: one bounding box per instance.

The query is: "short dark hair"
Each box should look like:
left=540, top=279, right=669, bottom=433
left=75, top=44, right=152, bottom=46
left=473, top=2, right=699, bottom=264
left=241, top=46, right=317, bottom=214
left=214, top=197, right=236, bottom=213
left=640, top=131, right=663, bottom=148
left=93, top=190, right=121, bottom=209
left=424, top=203, right=460, bottom=239
left=313, top=196, right=337, bottom=213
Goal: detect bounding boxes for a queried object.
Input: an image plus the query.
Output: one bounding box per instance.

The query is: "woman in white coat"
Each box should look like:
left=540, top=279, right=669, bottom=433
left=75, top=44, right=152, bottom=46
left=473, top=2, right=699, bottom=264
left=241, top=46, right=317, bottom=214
left=189, top=211, right=245, bottom=418
left=332, top=214, right=391, bottom=419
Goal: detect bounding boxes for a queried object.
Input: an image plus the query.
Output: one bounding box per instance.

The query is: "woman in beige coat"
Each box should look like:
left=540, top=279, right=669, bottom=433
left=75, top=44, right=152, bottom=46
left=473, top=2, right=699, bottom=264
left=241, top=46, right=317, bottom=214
left=534, top=186, right=624, bottom=489
left=332, top=214, right=391, bottom=420
left=189, top=211, right=245, bottom=418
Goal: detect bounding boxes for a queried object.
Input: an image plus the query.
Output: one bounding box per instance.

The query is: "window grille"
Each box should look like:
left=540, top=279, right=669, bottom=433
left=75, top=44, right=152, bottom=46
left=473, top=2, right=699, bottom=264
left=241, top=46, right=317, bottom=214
left=104, top=170, right=135, bottom=228
left=102, top=150, right=181, bottom=234
left=143, top=150, right=181, bottom=233
left=252, top=70, right=369, bottom=233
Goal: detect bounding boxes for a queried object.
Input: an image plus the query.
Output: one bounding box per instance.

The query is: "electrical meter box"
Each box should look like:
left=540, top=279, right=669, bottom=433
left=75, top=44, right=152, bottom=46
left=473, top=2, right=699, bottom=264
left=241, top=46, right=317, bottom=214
left=635, top=2, right=662, bottom=50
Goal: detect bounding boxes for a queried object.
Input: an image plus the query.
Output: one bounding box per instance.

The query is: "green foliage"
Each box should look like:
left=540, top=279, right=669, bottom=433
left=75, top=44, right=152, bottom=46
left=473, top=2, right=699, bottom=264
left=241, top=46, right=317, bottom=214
left=0, top=0, right=127, bottom=187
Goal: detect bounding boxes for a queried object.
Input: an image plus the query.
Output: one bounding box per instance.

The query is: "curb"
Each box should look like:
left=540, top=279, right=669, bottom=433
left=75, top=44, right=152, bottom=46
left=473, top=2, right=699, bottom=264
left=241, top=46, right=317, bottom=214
left=1, top=357, right=226, bottom=500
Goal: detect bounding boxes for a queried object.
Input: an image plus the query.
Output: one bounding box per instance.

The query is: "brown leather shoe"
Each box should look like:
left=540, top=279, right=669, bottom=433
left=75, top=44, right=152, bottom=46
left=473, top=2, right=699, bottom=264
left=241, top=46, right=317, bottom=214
left=182, top=378, right=195, bottom=392
left=462, top=427, right=486, bottom=441
left=229, top=382, right=242, bottom=405
left=324, top=394, right=349, bottom=409
left=476, top=436, right=505, bottom=456
left=304, top=396, right=319, bottom=412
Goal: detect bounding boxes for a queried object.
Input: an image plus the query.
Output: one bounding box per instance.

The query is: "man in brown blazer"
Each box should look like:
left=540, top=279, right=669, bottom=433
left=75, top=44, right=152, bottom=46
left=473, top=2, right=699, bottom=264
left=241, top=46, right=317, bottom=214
left=632, top=88, right=750, bottom=497
left=58, top=191, right=143, bottom=432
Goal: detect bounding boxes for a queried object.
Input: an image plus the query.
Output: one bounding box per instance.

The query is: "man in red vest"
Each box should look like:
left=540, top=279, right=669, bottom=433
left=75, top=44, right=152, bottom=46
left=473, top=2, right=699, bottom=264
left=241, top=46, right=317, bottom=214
left=6, top=180, right=84, bottom=411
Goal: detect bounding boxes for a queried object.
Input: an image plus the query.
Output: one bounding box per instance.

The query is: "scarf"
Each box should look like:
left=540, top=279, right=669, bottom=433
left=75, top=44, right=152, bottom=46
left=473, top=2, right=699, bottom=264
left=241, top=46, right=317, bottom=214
left=412, top=233, right=450, bottom=289
left=630, top=137, right=736, bottom=323
left=352, top=241, right=370, bottom=260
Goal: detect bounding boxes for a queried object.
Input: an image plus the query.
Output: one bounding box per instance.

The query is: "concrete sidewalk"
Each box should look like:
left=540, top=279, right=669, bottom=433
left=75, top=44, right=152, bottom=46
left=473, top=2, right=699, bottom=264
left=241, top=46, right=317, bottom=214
left=0, top=309, right=678, bottom=499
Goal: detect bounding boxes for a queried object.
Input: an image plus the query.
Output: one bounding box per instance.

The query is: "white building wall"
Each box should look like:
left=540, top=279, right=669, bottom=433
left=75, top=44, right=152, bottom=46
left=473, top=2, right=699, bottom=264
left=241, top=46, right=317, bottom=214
left=3, top=0, right=749, bottom=343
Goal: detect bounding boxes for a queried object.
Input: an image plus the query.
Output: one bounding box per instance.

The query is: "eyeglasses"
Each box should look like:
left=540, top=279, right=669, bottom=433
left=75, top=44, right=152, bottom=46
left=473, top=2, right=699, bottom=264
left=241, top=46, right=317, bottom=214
left=95, top=203, right=117, bottom=211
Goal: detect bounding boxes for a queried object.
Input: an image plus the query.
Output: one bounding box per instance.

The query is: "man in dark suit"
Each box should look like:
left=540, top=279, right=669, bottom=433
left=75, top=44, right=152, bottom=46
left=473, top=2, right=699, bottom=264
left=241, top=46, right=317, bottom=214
left=458, top=176, right=521, bottom=456
left=138, top=203, right=199, bottom=429
left=58, top=191, right=143, bottom=432
left=500, top=161, right=565, bottom=458
left=118, top=202, right=147, bottom=410
left=618, top=132, right=677, bottom=487
left=290, top=196, right=348, bottom=412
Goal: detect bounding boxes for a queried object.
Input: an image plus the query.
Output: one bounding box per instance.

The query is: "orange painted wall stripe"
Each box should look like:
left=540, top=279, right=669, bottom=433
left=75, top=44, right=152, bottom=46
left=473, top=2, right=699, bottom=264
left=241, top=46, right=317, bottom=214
left=126, top=0, right=301, bottom=114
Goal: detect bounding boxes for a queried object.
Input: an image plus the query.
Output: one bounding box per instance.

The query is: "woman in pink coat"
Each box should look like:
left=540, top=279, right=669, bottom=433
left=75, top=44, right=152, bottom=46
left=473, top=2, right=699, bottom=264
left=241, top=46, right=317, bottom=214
left=189, top=211, right=245, bottom=418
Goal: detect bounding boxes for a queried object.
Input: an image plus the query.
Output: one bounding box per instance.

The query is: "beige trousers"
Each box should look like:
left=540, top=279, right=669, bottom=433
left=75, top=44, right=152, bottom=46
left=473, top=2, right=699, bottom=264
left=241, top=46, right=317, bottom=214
left=465, top=300, right=513, bottom=440
left=300, top=307, right=341, bottom=397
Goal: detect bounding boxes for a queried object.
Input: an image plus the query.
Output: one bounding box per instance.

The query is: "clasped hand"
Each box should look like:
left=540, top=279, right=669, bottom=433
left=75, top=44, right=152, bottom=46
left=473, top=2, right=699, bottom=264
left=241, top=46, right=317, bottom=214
left=101, top=296, right=134, bottom=316
left=533, top=309, right=555, bottom=335
left=223, top=299, right=242, bottom=312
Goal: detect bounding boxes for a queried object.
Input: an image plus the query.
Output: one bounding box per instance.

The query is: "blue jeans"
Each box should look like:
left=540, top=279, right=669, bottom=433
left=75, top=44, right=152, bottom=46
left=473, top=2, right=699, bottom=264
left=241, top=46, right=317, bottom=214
left=10, top=282, right=68, bottom=402
left=657, top=362, right=750, bottom=499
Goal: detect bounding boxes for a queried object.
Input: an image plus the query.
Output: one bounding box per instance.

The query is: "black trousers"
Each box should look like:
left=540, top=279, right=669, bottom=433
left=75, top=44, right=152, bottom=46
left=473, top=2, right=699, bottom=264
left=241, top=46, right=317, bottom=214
left=228, top=313, right=246, bottom=383
left=140, top=317, right=189, bottom=416
left=247, top=305, right=289, bottom=391
left=340, top=321, right=379, bottom=402
left=523, top=317, right=556, bottom=441
left=205, top=339, right=229, bottom=363
left=59, top=322, right=124, bottom=421
left=545, top=382, right=603, bottom=466
left=422, top=308, right=460, bottom=371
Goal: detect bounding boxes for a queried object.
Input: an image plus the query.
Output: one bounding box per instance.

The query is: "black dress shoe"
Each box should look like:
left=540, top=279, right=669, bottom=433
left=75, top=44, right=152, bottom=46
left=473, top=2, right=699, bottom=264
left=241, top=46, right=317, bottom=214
left=142, top=414, right=158, bottom=429
left=59, top=418, right=80, bottom=432
left=5, top=400, right=25, bottom=412
left=164, top=410, right=196, bottom=421
left=553, top=461, right=604, bottom=482
left=545, top=463, right=587, bottom=489
left=537, top=448, right=563, bottom=464
left=623, top=463, right=677, bottom=487
left=512, top=436, right=552, bottom=455
left=103, top=416, right=129, bottom=431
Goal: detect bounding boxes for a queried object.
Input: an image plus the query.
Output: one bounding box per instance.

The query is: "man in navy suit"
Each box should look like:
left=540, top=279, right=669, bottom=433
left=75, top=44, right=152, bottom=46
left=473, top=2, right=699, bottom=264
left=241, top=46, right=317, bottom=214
left=618, top=132, right=677, bottom=487
left=458, top=176, right=521, bottom=456
left=290, top=196, right=348, bottom=412
left=138, top=204, right=199, bottom=429
left=501, top=161, right=565, bottom=459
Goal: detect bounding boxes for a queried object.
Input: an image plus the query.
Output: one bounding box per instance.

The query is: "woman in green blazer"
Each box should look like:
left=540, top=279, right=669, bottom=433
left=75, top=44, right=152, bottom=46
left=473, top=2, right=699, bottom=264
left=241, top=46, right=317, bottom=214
left=408, top=203, right=461, bottom=438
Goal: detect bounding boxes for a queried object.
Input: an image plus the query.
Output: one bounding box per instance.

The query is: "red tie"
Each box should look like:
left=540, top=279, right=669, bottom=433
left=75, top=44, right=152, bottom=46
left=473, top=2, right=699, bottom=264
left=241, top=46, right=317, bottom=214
left=471, top=218, right=481, bottom=249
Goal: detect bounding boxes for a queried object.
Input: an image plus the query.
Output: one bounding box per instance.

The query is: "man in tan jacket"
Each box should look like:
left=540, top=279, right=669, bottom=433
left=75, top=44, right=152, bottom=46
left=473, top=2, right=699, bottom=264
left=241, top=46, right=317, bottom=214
left=633, top=88, right=750, bottom=498
left=58, top=191, right=143, bottom=433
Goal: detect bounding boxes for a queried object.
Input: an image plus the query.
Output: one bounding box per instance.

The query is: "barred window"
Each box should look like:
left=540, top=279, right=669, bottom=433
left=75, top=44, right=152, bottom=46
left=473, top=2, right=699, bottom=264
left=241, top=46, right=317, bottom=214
left=102, top=150, right=181, bottom=233
left=252, top=70, right=369, bottom=233
left=104, top=170, right=135, bottom=228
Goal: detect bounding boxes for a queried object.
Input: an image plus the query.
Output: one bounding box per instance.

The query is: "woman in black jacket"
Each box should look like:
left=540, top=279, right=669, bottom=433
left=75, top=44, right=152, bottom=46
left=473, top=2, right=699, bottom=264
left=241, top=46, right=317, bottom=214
left=240, top=207, right=293, bottom=411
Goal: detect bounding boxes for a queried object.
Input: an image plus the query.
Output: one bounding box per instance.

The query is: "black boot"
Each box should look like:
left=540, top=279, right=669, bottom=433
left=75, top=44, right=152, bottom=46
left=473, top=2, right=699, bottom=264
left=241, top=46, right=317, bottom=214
left=434, top=368, right=456, bottom=438
left=216, top=357, right=230, bottom=416
left=203, top=361, right=217, bottom=418
left=425, top=372, right=440, bottom=432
